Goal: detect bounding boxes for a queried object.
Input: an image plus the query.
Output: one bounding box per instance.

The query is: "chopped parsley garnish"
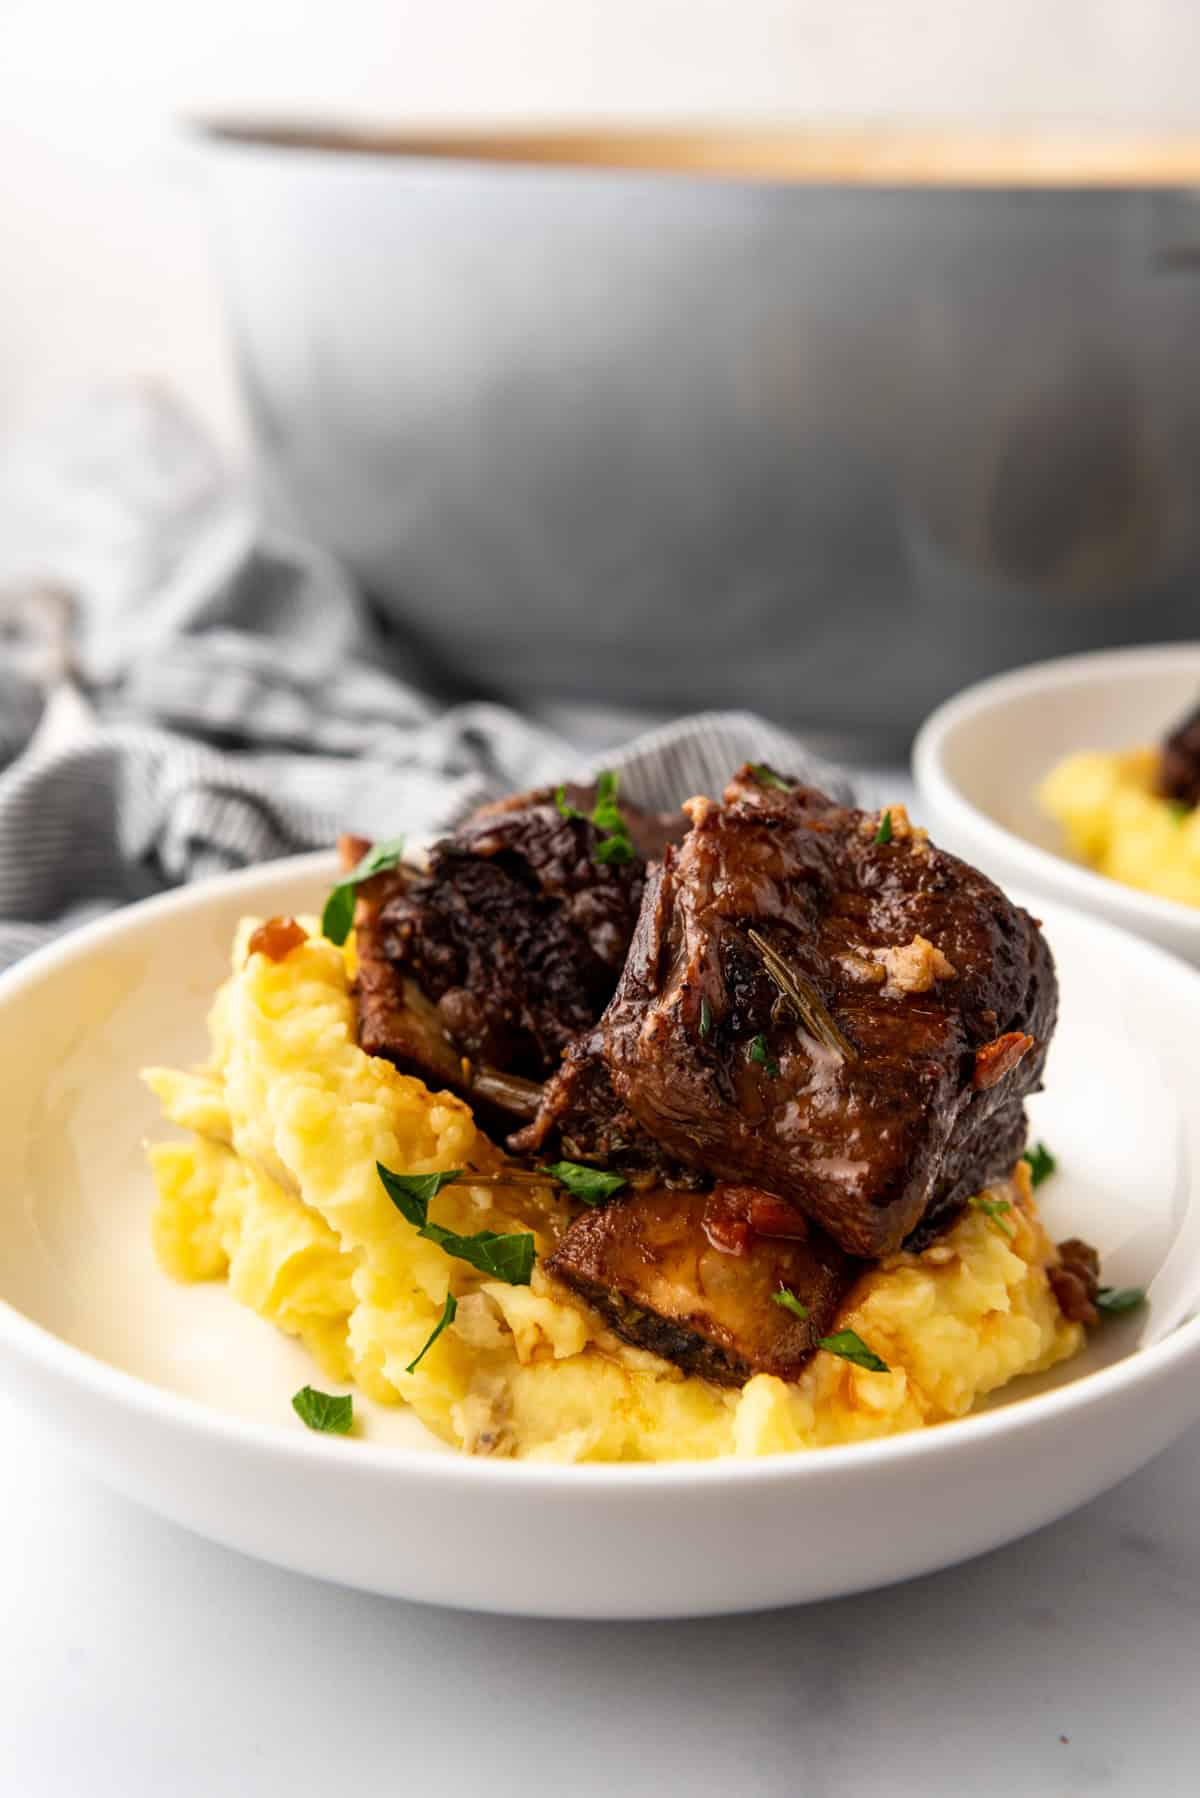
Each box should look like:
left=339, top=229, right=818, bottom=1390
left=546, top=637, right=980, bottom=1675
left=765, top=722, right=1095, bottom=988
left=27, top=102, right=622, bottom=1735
left=292, top=1385, right=353, bottom=1434
left=1167, top=799, right=1192, bottom=823
left=1096, top=1285, right=1146, bottom=1317
left=589, top=770, right=635, bottom=864
left=874, top=810, right=893, bottom=846
left=771, top=1288, right=810, bottom=1320
left=541, top=1160, right=626, bottom=1205
left=321, top=835, right=407, bottom=945
left=748, top=763, right=793, bottom=792
left=1023, top=1141, right=1057, bottom=1187
left=593, top=835, right=634, bottom=865
left=558, top=770, right=634, bottom=865
left=699, top=996, right=713, bottom=1039
left=969, top=1194, right=1016, bottom=1239
left=405, top=1292, right=458, bottom=1373
left=750, top=1034, right=780, bottom=1078
left=817, top=1329, right=889, bottom=1372
left=377, top=1163, right=536, bottom=1284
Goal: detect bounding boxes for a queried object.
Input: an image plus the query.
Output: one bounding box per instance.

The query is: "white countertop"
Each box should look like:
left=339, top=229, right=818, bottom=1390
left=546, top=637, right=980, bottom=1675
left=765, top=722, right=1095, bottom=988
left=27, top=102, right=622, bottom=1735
left=4, top=1393, right=1200, bottom=1796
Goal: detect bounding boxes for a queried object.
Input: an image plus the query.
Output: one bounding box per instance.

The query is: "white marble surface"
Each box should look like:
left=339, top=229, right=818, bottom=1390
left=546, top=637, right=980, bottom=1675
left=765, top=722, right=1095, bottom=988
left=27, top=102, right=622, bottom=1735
left=2, top=1393, right=1200, bottom=1796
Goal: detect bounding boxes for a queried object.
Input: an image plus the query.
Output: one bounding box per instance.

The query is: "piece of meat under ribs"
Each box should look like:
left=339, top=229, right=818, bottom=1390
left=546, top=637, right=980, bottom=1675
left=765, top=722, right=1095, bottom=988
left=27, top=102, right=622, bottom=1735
left=593, top=767, right=1057, bottom=1260
left=546, top=1183, right=856, bottom=1386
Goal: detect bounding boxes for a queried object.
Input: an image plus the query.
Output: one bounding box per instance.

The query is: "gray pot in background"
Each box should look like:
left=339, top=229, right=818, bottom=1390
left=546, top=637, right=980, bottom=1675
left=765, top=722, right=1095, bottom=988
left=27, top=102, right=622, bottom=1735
left=194, top=127, right=1200, bottom=758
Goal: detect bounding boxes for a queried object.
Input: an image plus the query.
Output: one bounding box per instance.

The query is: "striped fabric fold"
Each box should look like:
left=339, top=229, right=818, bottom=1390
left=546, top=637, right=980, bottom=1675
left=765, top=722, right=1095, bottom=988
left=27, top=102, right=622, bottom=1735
left=0, top=387, right=855, bottom=970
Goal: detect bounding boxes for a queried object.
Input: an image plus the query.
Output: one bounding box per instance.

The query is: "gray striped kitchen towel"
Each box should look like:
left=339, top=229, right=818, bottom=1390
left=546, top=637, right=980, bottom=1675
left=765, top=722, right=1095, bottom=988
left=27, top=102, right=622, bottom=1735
left=0, top=385, right=854, bottom=970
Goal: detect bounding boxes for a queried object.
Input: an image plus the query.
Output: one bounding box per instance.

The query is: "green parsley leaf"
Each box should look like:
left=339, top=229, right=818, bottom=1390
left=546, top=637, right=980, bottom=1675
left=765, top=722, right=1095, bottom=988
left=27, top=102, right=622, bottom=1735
left=586, top=769, right=635, bottom=864
left=1167, top=799, right=1192, bottom=824
left=969, top=1194, right=1016, bottom=1239
left=593, top=832, right=635, bottom=865
left=321, top=835, right=407, bottom=945
left=291, top=1385, right=353, bottom=1434
left=555, top=785, right=584, bottom=821
left=874, top=810, right=893, bottom=846
left=749, top=1034, right=780, bottom=1078
left=699, top=996, right=713, bottom=1039
left=1023, top=1141, right=1057, bottom=1187
left=771, top=1287, right=810, bottom=1320
left=405, top=1292, right=458, bottom=1373
left=1096, top=1285, right=1146, bottom=1317
left=817, top=1329, right=890, bottom=1372
left=541, top=1160, right=627, bottom=1205
left=377, top=1167, right=463, bottom=1213
left=590, top=769, right=622, bottom=826
left=378, top=1162, right=536, bottom=1284
left=748, top=763, right=793, bottom=792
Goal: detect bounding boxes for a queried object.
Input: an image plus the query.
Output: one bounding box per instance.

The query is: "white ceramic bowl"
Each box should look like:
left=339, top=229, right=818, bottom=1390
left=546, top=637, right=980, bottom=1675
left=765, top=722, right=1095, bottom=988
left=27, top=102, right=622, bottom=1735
left=913, top=643, right=1200, bottom=965
left=2, top=853, right=1200, bottom=1619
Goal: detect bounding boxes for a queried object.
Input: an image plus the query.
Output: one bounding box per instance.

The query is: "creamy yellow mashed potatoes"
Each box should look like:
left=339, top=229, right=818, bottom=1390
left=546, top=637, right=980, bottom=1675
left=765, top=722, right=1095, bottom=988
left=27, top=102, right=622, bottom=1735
left=143, top=918, right=1082, bottom=1462
left=1039, top=746, right=1200, bottom=909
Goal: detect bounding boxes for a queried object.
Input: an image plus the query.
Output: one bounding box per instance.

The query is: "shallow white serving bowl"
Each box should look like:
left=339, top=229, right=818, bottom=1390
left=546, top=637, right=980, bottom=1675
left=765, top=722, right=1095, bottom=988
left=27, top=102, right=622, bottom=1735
left=2, top=852, right=1200, bottom=1619
left=913, top=642, right=1200, bottom=964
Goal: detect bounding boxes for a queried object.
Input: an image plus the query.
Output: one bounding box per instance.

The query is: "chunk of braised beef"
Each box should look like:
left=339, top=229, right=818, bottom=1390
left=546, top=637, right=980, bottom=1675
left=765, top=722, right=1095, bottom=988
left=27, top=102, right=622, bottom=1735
left=506, top=1024, right=686, bottom=1179
left=1160, top=701, right=1200, bottom=809
left=595, top=772, right=1058, bottom=1259
left=546, top=1184, right=857, bottom=1385
left=357, top=788, right=683, bottom=1086
left=340, top=834, right=542, bottom=1120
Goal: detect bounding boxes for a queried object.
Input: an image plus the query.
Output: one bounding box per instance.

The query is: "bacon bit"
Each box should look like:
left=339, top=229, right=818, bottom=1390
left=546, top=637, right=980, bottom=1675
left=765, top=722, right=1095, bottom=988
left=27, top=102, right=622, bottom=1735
left=337, top=833, right=372, bottom=873
left=973, top=1031, right=1034, bottom=1090
left=246, top=915, right=308, bottom=963
left=702, top=1184, right=810, bottom=1256
left=1050, top=1237, right=1101, bottom=1326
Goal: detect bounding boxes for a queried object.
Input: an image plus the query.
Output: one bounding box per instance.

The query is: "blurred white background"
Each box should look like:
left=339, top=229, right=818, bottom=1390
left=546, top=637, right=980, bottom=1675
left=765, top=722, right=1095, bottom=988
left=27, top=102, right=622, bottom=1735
left=4, top=0, right=1200, bottom=456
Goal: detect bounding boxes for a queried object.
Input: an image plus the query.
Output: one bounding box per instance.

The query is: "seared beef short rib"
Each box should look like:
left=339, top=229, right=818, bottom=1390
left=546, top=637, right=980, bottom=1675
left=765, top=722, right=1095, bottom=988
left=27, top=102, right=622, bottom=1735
left=594, top=771, right=1057, bottom=1259
left=344, top=765, right=1064, bottom=1385
left=344, top=786, right=683, bottom=1099
left=1160, top=701, right=1200, bottom=809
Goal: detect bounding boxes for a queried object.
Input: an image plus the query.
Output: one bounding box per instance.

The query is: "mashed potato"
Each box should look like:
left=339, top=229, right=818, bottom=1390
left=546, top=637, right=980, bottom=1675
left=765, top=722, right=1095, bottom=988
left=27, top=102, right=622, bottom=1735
left=1039, top=746, right=1200, bottom=909
left=143, top=918, right=1082, bottom=1461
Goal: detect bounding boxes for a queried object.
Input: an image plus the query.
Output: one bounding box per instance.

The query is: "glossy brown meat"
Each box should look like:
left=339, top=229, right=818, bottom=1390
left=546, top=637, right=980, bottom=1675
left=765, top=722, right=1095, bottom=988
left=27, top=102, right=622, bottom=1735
left=1159, top=702, right=1200, bottom=808
left=506, top=1023, right=684, bottom=1177
left=372, top=790, right=680, bottom=1081
left=342, top=837, right=542, bottom=1119
left=546, top=1184, right=856, bottom=1384
left=599, top=771, right=1058, bottom=1259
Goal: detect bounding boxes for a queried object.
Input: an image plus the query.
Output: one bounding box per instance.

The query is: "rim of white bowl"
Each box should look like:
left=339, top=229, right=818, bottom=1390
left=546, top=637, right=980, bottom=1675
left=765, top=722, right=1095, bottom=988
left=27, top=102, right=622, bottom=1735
left=3, top=846, right=1200, bottom=1490
left=913, top=642, right=1200, bottom=940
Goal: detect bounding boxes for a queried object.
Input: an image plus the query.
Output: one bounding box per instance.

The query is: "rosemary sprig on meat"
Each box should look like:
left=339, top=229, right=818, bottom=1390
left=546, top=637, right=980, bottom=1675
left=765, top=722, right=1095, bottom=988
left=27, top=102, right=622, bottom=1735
left=747, top=928, right=857, bottom=1061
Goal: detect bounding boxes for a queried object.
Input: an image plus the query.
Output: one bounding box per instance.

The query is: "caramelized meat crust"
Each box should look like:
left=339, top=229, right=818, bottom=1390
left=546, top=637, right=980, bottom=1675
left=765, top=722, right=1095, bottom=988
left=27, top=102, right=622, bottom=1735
left=369, top=788, right=681, bottom=1081
left=547, top=1184, right=856, bottom=1385
left=506, top=1023, right=687, bottom=1179
left=1160, top=702, right=1200, bottom=808
left=342, top=836, right=542, bottom=1119
left=598, top=773, right=1058, bottom=1259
